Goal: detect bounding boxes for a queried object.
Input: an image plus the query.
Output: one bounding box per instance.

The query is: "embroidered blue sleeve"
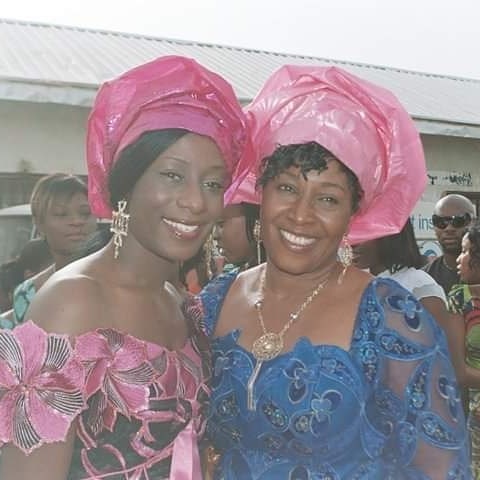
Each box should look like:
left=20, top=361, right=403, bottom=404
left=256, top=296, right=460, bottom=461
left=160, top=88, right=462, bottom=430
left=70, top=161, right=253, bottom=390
left=353, top=278, right=470, bottom=479
left=198, top=270, right=238, bottom=337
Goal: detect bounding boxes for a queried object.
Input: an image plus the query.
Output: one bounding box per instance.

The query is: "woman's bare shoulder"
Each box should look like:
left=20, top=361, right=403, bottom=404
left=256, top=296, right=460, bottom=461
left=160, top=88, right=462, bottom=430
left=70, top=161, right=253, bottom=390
left=232, top=264, right=263, bottom=295
left=26, top=271, right=107, bottom=337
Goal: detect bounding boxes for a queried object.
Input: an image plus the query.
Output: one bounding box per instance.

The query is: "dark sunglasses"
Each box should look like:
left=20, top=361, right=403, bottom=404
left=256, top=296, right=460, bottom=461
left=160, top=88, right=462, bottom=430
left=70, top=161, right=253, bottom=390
left=432, top=213, right=472, bottom=229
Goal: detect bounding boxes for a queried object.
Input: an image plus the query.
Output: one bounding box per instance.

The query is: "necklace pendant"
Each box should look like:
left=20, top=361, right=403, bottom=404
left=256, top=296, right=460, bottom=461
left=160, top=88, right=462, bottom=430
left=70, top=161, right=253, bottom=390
left=247, top=360, right=263, bottom=411
left=252, top=332, right=284, bottom=361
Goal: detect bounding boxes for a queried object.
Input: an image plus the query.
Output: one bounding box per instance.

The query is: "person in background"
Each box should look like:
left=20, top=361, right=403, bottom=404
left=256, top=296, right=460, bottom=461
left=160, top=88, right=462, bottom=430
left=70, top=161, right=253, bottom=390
left=200, top=65, right=469, bottom=479
left=0, top=55, right=250, bottom=480
left=425, top=193, right=475, bottom=295
left=448, top=221, right=480, bottom=477
left=214, top=172, right=265, bottom=272
left=353, top=218, right=446, bottom=312
left=353, top=218, right=464, bottom=378
left=179, top=247, right=222, bottom=294
left=15, top=237, right=53, bottom=280
left=0, top=238, right=53, bottom=326
left=0, top=261, right=19, bottom=313
left=11, top=173, right=96, bottom=326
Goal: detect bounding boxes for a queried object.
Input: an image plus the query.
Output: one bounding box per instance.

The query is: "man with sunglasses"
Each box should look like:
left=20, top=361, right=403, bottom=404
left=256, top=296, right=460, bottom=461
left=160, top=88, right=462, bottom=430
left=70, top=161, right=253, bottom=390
left=424, top=193, right=475, bottom=295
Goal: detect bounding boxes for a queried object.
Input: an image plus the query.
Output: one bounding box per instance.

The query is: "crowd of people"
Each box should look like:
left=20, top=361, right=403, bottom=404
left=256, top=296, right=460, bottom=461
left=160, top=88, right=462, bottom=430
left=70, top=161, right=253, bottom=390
left=0, top=54, right=476, bottom=479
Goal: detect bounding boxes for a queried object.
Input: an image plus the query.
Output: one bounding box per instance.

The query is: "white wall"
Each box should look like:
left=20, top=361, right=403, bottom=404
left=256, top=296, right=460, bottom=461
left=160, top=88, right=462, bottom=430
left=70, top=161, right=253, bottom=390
left=422, top=134, right=480, bottom=202
left=0, top=100, right=89, bottom=174
left=412, top=134, right=480, bottom=243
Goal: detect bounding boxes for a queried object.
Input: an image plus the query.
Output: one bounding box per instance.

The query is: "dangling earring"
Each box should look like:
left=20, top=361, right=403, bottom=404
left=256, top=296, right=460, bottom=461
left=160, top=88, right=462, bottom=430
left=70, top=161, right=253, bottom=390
left=110, top=199, right=130, bottom=259
left=337, top=234, right=353, bottom=284
left=203, top=233, right=215, bottom=280
left=253, top=220, right=263, bottom=265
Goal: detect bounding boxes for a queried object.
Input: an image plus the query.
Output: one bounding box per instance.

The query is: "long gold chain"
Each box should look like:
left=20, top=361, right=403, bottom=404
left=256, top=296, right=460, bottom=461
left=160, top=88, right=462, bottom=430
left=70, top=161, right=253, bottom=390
left=247, top=266, right=333, bottom=410
left=251, top=267, right=332, bottom=361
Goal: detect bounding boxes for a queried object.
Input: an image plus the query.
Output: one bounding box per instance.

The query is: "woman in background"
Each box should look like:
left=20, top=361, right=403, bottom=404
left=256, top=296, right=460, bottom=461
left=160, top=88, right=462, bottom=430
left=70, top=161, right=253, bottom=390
left=449, top=221, right=480, bottom=477
left=214, top=172, right=265, bottom=273
left=352, top=218, right=451, bottom=328
left=0, top=238, right=52, bottom=326
left=12, top=173, right=96, bottom=325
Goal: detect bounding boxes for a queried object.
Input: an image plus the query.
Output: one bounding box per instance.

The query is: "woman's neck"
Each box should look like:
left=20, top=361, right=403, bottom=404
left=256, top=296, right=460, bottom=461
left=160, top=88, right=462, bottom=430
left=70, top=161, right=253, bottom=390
left=262, top=259, right=339, bottom=301
left=105, top=238, right=178, bottom=288
left=52, top=253, right=73, bottom=271
left=442, top=253, right=458, bottom=272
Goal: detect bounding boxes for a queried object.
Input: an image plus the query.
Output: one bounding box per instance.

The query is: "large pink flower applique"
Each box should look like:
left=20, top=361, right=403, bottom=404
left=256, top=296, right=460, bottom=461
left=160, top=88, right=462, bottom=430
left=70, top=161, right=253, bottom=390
left=74, top=329, right=157, bottom=440
left=0, top=321, right=86, bottom=454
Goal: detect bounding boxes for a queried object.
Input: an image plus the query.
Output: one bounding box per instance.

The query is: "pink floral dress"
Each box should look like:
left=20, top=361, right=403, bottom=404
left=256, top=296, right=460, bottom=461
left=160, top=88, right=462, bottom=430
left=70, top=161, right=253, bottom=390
left=0, top=299, right=210, bottom=479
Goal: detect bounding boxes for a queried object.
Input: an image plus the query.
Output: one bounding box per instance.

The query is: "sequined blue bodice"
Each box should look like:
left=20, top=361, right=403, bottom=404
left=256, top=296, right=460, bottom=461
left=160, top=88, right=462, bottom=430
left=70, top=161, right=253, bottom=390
left=200, top=272, right=470, bottom=479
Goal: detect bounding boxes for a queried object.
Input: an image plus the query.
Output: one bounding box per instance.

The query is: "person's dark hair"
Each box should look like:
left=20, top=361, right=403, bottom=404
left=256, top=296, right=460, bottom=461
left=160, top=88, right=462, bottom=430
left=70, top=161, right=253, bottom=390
left=179, top=248, right=214, bottom=290
left=242, top=202, right=266, bottom=265
left=73, top=227, right=114, bottom=261
left=16, top=238, right=52, bottom=277
left=257, top=141, right=363, bottom=213
left=108, top=129, right=189, bottom=207
left=0, top=260, right=23, bottom=306
left=31, top=174, right=88, bottom=224
left=465, top=221, right=480, bottom=272
left=376, top=218, right=424, bottom=273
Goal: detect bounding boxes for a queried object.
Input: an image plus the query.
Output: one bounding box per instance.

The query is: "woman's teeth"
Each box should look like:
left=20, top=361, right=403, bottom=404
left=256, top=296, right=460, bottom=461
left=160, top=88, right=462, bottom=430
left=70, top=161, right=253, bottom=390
left=280, top=229, right=315, bottom=246
left=163, top=218, right=200, bottom=233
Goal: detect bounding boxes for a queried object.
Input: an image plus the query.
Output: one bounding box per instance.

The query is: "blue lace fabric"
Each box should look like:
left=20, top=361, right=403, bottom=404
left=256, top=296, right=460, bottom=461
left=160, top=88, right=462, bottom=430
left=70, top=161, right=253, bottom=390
left=200, top=271, right=471, bottom=479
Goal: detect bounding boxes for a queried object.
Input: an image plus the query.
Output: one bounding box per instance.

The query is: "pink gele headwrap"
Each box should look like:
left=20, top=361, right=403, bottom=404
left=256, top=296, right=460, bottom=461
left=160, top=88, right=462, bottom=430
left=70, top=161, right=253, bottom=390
left=227, top=171, right=260, bottom=205
left=246, top=65, right=427, bottom=244
left=87, top=55, right=252, bottom=218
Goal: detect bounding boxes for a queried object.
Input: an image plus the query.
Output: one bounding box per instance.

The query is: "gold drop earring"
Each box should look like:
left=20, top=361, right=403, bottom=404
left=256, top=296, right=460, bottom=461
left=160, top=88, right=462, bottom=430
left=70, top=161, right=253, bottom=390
left=203, top=232, right=215, bottom=279
left=337, top=234, right=353, bottom=284
left=253, top=219, right=263, bottom=265
left=110, top=199, right=130, bottom=259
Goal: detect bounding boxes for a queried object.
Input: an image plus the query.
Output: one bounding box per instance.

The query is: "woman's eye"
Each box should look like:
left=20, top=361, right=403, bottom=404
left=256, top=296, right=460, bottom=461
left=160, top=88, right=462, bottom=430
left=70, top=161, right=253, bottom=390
left=319, top=196, right=338, bottom=204
left=161, top=171, right=183, bottom=182
left=203, top=180, right=224, bottom=191
left=278, top=183, right=296, bottom=193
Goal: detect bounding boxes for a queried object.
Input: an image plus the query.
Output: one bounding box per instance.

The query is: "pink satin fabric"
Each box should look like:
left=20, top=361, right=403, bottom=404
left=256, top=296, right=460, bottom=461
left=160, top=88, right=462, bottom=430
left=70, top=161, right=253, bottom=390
left=87, top=55, right=253, bottom=218
left=246, top=65, right=427, bottom=244
left=226, top=171, right=260, bottom=206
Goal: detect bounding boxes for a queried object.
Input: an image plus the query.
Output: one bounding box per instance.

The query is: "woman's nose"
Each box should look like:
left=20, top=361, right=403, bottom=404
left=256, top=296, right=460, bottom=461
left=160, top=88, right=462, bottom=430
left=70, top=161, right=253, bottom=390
left=288, top=196, right=312, bottom=224
left=177, top=182, right=207, bottom=214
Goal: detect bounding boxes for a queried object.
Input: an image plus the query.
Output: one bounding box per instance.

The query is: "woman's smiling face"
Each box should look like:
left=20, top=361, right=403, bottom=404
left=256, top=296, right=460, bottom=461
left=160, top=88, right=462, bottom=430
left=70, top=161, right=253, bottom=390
left=260, top=159, right=355, bottom=275
left=126, top=132, right=228, bottom=262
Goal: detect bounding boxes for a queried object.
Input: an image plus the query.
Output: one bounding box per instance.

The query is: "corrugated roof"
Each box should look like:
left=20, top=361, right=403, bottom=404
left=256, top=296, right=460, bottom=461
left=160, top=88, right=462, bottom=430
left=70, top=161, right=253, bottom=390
left=1, top=18, right=480, bottom=137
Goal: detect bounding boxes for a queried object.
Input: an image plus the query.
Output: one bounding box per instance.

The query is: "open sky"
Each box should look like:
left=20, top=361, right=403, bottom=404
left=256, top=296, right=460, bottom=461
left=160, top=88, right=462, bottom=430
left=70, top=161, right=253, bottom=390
left=2, top=0, right=480, bottom=79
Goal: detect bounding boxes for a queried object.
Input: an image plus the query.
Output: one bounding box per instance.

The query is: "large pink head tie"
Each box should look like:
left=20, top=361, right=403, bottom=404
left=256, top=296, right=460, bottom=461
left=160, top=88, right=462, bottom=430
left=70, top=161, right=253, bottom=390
left=246, top=65, right=427, bottom=244
left=87, top=55, right=252, bottom=218
left=227, top=171, right=260, bottom=206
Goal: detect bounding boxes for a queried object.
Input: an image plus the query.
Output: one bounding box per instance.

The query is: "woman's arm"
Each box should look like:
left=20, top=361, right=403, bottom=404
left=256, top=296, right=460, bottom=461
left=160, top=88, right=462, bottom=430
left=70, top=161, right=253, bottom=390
left=375, top=281, right=469, bottom=478
left=419, top=296, right=472, bottom=385
left=0, top=422, right=77, bottom=480
left=0, top=276, right=100, bottom=480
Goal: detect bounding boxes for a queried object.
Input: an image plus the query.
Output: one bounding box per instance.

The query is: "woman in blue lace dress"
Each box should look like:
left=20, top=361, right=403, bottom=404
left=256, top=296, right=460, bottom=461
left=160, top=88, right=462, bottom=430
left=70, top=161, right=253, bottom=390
left=200, top=66, right=470, bottom=479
